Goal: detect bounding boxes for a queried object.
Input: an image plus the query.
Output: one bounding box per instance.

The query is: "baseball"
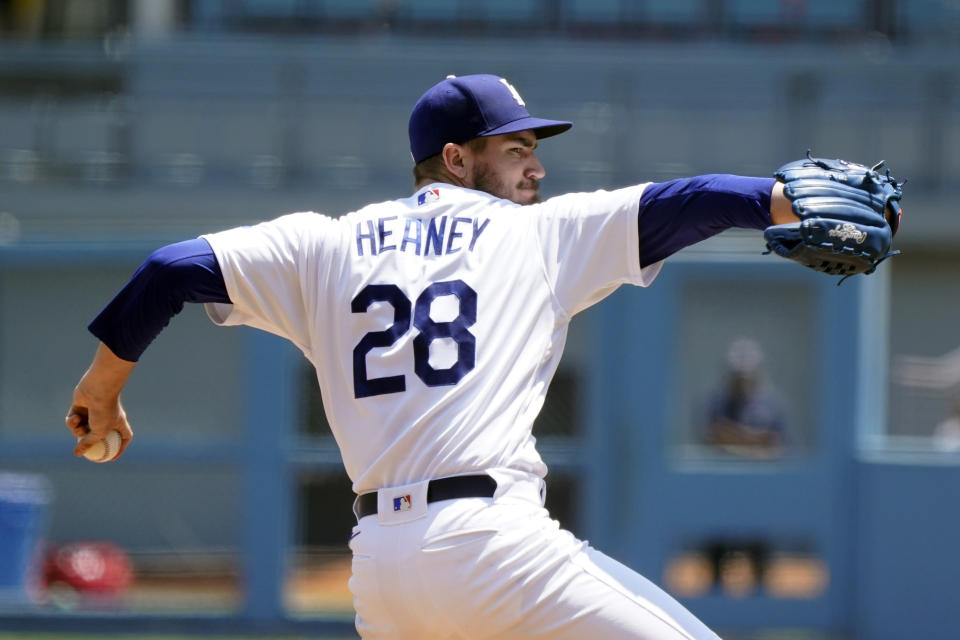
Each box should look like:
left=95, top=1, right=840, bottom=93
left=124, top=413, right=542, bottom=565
left=81, top=430, right=122, bottom=463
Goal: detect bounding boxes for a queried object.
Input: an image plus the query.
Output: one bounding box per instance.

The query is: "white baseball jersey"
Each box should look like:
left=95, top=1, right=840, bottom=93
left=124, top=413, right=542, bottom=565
left=202, top=183, right=662, bottom=493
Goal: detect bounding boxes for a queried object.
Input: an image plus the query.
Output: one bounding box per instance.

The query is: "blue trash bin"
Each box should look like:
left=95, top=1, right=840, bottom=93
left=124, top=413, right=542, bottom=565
left=0, top=472, right=51, bottom=604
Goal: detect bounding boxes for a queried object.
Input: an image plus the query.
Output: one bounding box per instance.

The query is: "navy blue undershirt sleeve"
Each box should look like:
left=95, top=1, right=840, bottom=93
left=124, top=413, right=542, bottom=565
left=88, top=237, right=230, bottom=362
left=637, top=175, right=775, bottom=268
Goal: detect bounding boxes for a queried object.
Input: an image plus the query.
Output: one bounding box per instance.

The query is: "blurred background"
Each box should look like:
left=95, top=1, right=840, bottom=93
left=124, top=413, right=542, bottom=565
left=0, top=1, right=958, bottom=639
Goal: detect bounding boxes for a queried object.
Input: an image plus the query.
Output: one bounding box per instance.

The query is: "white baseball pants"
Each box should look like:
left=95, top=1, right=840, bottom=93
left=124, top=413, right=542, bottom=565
left=348, top=468, right=720, bottom=640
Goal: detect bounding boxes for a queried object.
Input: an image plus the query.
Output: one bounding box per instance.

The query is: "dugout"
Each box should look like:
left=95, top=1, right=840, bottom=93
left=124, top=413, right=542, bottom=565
left=584, top=240, right=883, bottom=632
left=584, top=246, right=960, bottom=639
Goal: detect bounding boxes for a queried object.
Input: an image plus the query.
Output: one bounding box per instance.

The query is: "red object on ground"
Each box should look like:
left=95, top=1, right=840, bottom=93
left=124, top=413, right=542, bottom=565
left=43, top=541, right=133, bottom=593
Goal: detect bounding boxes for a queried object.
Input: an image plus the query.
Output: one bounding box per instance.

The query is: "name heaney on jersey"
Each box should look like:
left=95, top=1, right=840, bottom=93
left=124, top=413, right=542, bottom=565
left=355, top=215, right=491, bottom=257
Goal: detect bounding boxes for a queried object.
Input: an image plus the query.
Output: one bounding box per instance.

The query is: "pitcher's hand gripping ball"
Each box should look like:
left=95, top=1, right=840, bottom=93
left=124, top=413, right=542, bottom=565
left=81, top=429, right=122, bottom=463
left=764, top=151, right=904, bottom=279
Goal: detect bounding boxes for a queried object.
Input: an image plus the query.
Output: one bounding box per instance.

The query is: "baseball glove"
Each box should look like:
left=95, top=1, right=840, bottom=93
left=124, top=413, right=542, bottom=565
left=764, top=151, right=904, bottom=281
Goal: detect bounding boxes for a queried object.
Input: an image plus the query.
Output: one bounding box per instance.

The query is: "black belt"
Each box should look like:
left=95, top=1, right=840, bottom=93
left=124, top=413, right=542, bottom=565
left=355, top=474, right=497, bottom=519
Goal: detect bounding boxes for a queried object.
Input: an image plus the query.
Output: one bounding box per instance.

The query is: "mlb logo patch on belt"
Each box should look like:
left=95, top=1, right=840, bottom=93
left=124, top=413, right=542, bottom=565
left=393, top=494, right=412, bottom=512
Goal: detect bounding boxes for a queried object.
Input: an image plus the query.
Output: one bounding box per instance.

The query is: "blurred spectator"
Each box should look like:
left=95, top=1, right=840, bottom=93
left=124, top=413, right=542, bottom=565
left=0, top=0, right=45, bottom=38
left=697, top=338, right=788, bottom=595
left=932, top=392, right=960, bottom=452
left=702, top=538, right=771, bottom=598
left=695, top=339, right=788, bottom=596
left=0, top=0, right=16, bottom=34
left=702, top=337, right=789, bottom=459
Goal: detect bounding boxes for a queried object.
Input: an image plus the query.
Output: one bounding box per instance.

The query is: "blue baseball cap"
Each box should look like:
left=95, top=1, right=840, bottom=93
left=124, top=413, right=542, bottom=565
left=409, top=74, right=573, bottom=164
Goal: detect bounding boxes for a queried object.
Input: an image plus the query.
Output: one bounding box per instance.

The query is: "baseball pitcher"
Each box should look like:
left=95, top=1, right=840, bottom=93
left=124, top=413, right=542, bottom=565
left=66, top=74, right=902, bottom=639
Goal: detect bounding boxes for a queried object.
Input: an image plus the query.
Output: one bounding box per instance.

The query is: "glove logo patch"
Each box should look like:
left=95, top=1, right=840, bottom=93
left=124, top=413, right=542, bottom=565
left=770, top=151, right=902, bottom=280
left=828, top=222, right=867, bottom=244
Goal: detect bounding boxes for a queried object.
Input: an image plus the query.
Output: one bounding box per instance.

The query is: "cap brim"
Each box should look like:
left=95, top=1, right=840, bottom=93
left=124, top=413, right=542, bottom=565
left=481, top=117, right=572, bottom=140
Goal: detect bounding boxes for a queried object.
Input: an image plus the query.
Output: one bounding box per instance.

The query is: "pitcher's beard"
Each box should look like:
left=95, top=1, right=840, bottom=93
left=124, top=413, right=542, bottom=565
left=472, top=164, right=540, bottom=205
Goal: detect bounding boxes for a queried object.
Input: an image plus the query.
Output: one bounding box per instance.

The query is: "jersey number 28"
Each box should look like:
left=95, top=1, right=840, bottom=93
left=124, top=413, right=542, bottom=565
left=351, top=280, right=477, bottom=398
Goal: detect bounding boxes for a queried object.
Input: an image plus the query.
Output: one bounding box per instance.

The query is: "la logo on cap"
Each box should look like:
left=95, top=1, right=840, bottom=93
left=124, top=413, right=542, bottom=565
left=499, top=78, right=525, bottom=107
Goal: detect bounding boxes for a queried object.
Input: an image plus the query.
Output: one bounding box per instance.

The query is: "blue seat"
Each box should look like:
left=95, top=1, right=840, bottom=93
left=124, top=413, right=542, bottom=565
left=646, top=0, right=701, bottom=25
left=565, top=0, right=620, bottom=23
left=466, top=0, right=541, bottom=22
left=396, top=0, right=462, bottom=21
left=321, top=0, right=383, bottom=20
left=566, top=0, right=701, bottom=26
left=902, top=0, right=960, bottom=31
left=223, top=0, right=382, bottom=22
left=798, top=0, right=860, bottom=27
left=726, top=0, right=783, bottom=27
left=727, top=0, right=861, bottom=28
left=238, top=0, right=298, bottom=18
